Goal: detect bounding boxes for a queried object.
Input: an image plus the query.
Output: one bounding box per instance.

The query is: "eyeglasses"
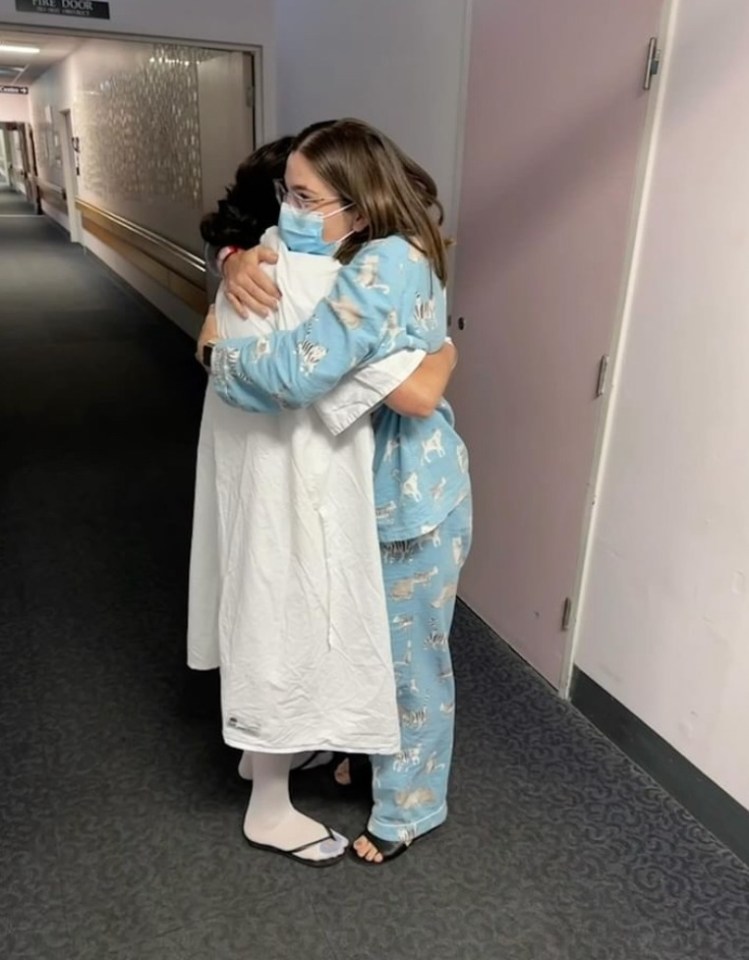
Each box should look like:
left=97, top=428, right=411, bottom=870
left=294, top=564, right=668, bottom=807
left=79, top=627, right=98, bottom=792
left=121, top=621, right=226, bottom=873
left=273, top=179, right=345, bottom=212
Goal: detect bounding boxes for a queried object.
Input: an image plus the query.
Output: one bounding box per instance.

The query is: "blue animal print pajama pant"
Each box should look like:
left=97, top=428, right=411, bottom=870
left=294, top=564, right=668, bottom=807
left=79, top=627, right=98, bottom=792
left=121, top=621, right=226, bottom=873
left=369, top=494, right=473, bottom=843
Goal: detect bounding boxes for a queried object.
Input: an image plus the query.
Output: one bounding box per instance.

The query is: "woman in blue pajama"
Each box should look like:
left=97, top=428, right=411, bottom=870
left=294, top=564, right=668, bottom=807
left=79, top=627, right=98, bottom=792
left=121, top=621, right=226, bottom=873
left=198, top=119, right=472, bottom=864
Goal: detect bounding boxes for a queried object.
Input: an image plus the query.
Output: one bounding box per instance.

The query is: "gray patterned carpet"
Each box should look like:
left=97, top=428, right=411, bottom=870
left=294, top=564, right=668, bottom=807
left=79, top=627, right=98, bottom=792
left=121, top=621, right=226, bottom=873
left=1, top=216, right=748, bottom=960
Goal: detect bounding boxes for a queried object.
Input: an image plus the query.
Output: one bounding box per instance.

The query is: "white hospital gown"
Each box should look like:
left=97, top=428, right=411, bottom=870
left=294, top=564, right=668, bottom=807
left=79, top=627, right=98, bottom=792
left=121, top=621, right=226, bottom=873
left=187, top=230, right=423, bottom=754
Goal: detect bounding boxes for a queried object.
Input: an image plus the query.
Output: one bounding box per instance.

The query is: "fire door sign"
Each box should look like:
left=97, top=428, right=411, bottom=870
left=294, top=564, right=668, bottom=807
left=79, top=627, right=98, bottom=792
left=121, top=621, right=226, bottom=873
left=15, top=0, right=111, bottom=19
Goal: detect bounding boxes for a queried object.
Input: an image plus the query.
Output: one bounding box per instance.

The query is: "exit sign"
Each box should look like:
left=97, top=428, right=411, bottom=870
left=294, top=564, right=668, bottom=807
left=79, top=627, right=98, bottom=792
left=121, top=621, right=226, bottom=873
left=15, top=0, right=111, bottom=19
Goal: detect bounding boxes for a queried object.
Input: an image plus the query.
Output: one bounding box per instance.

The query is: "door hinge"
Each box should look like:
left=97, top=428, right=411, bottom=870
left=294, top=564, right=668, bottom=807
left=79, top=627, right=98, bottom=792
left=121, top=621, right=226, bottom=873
left=643, top=37, right=661, bottom=91
left=561, top=597, right=573, bottom=632
left=595, top=354, right=610, bottom=398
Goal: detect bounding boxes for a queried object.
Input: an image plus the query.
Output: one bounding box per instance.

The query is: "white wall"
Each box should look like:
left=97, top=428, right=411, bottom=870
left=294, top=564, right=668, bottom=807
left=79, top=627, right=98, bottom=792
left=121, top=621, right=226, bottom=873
left=274, top=0, right=470, bottom=231
left=0, top=92, right=30, bottom=123
left=575, top=0, right=749, bottom=811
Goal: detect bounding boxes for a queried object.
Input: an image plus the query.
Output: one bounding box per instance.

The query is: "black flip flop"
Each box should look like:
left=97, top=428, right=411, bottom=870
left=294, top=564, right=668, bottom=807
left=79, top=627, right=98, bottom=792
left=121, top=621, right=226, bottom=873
left=244, top=826, right=347, bottom=868
left=350, top=825, right=441, bottom=865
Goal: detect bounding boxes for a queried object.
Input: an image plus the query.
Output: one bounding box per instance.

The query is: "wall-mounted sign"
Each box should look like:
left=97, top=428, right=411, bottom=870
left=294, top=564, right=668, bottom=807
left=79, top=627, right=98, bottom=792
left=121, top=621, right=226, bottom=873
left=15, top=0, right=111, bottom=19
left=0, top=85, right=29, bottom=95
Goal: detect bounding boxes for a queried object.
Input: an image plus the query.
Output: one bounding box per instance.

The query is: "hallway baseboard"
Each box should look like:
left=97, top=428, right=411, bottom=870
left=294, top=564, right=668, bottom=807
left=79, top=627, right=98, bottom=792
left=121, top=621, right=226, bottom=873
left=81, top=229, right=203, bottom=341
left=571, top=669, right=749, bottom=867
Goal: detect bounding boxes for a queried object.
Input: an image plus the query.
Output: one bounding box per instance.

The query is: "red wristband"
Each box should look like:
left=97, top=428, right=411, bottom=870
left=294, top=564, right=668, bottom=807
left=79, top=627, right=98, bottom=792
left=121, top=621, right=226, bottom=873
left=217, top=245, right=240, bottom=270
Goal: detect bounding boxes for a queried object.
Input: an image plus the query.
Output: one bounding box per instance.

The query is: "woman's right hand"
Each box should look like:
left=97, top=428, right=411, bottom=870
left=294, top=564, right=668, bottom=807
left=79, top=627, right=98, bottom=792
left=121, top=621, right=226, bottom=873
left=223, top=245, right=281, bottom=318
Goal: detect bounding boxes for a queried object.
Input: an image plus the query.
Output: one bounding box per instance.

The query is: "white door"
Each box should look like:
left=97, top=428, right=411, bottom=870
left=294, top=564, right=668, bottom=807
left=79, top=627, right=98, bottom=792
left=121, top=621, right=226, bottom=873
left=450, top=0, right=666, bottom=684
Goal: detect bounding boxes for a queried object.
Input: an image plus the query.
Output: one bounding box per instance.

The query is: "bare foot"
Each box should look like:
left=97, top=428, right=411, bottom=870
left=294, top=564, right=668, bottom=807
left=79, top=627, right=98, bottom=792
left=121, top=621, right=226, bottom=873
left=352, top=834, right=384, bottom=864
left=334, top=758, right=351, bottom=786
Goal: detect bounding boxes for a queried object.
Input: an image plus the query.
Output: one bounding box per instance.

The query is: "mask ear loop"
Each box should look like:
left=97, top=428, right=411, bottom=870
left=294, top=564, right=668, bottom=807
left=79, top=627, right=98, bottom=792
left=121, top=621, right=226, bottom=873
left=319, top=201, right=354, bottom=221
left=325, top=202, right=358, bottom=252
left=334, top=229, right=356, bottom=248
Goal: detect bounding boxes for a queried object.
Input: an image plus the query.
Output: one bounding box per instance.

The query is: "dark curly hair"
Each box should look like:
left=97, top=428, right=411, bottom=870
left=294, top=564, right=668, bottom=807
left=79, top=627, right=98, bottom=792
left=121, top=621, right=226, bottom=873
left=200, top=136, right=293, bottom=250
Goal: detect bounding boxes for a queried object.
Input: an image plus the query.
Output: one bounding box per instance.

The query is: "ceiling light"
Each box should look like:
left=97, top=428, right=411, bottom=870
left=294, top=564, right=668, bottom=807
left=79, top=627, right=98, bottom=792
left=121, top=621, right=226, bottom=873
left=0, top=43, right=41, bottom=55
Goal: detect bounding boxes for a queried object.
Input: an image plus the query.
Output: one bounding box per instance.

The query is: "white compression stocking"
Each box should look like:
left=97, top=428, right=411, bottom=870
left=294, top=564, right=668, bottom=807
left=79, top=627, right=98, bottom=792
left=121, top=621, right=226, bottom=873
left=243, top=752, right=348, bottom=863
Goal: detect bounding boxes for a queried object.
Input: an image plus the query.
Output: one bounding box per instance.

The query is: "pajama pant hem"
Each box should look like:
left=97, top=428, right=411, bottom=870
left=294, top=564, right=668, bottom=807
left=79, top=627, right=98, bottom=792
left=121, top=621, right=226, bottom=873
left=368, top=801, right=448, bottom=842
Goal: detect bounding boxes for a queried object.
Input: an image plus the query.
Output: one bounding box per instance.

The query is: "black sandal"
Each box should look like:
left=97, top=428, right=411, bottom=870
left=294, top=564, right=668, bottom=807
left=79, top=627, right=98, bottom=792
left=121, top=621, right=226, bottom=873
left=350, top=825, right=441, bottom=865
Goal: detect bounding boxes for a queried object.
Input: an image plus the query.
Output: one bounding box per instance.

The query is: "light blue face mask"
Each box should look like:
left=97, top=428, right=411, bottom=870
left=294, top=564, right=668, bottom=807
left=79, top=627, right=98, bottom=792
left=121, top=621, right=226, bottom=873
left=277, top=201, right=354, bottom=256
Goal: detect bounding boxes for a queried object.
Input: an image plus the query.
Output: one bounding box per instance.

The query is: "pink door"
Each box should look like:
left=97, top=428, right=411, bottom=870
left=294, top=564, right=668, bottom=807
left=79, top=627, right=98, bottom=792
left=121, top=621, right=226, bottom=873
left=451, top=0, right=665, bottom=684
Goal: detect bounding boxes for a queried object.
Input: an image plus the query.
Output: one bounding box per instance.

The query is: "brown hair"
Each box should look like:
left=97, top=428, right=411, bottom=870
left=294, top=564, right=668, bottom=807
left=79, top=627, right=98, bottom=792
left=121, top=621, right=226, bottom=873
left=292, top=119, right=448, bottom=284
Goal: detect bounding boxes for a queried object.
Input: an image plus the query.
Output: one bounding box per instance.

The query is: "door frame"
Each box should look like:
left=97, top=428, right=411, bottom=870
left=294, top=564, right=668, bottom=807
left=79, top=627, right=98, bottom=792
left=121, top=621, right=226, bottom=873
left=14, top=121, right=33, bottom=201
left=25, top=124, right=42, bottom=213
left=559, top=0, right=680, bottom=696
left=58, top=108, right=82, bottom=242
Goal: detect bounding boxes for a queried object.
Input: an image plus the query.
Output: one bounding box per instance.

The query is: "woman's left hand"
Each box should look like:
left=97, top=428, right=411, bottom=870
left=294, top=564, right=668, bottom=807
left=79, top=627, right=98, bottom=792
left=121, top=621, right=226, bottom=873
left=197, top=304, right=219, bottom=365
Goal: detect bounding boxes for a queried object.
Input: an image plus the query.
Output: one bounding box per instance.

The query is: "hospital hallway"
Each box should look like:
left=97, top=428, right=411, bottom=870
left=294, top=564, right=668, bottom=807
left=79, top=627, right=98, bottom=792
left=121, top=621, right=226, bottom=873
left=0, top=212, right=747, bottom=960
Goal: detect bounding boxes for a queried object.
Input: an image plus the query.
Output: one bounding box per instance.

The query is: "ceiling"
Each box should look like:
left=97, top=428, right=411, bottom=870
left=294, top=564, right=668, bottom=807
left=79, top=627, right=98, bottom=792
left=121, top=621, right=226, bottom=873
left=0, top=30, right=81, bottom=86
